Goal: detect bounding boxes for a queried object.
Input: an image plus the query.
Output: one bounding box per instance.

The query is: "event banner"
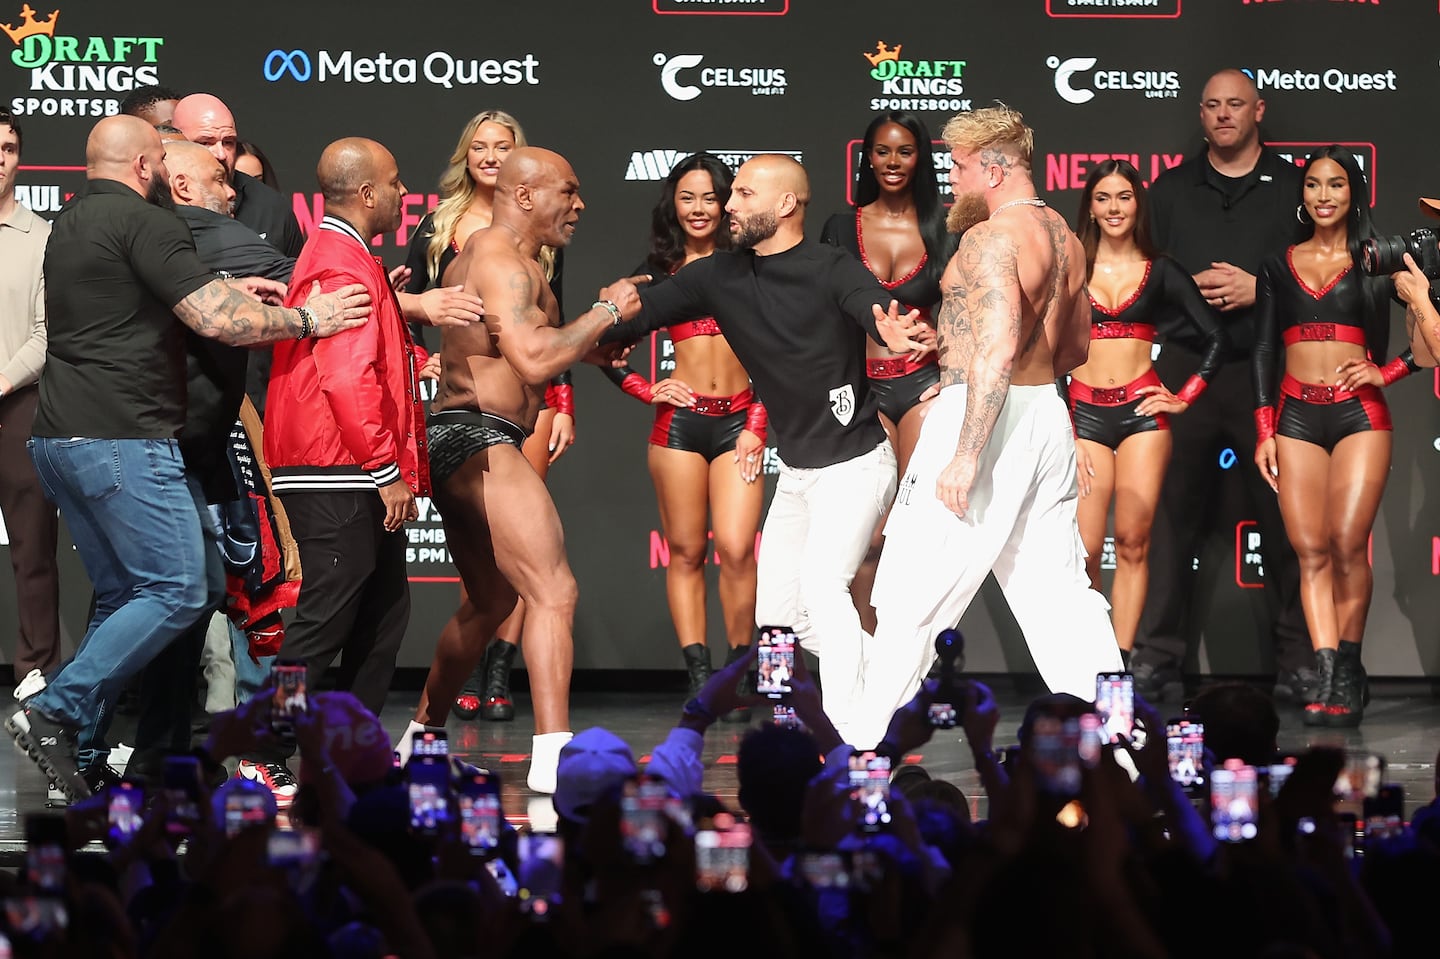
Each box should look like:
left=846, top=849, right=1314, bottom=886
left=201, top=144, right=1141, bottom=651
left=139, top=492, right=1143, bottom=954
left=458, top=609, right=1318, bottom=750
left=3, top=0, right=1438, bottom=678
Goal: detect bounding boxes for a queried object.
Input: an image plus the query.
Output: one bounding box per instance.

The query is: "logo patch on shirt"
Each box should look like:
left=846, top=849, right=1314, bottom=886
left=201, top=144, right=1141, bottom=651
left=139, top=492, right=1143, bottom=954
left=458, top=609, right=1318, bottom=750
left=829, top=384, right=855, bottom=426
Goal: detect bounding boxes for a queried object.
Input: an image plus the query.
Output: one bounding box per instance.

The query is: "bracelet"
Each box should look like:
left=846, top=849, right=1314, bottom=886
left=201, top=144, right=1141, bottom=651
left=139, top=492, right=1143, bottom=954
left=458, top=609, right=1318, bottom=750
left=296, top=305, right=316, bottom=340
left=593, top=299, right=622, bottom=327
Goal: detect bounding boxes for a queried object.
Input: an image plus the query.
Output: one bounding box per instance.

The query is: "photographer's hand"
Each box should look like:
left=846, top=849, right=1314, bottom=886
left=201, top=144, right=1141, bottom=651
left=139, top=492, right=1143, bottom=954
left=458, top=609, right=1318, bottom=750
left=1396, top=254, right=1440, bottom=365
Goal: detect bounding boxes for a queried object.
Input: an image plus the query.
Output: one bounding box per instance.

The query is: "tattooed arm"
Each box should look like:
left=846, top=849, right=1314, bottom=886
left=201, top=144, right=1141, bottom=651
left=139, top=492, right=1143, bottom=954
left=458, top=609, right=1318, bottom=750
left=172, top=278, right=371, bottom=345
left=934, top=223, right=1022, bottom=517
left=477, top=255, right=643, bottom=386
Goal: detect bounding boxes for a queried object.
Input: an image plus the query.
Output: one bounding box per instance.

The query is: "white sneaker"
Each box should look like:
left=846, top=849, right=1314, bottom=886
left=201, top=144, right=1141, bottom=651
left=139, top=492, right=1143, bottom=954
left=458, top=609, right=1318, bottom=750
left=527, top=731, right=573, bottom=794
left=13, top=669, right=45, bottom=703
left=235, top=760, right=298, bottom=808
left=110, top=743, right=134, bottom=774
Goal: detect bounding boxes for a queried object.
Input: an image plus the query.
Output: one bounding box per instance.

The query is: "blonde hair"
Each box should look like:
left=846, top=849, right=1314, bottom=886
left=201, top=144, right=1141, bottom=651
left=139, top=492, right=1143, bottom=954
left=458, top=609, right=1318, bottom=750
left=425, top=109, right=556, bottom=283
left=941, top=104, right=1034, bottom=169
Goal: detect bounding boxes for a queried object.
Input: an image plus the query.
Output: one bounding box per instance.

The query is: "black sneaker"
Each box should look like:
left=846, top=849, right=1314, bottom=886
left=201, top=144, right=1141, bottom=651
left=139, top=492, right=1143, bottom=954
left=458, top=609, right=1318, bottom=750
left=1131, top=660, right=1184, bottom=703
left=7, top=706, right=89, bottom=802
left=1274, top=665, right=1321, bottom=706
left=48, top=763, right=124, bottom=806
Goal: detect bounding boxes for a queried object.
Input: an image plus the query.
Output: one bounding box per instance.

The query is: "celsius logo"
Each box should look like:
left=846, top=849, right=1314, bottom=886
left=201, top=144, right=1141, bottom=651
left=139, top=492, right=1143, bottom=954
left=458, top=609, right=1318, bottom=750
left=626, top=147, right=802, bottom=181
left=653, top=52, right=785, bottom=101
left=262, top=48, right=539, bottom=88
left=4, top=4, right=165, bottom=117
left=862, top=40, right=969, bottom=113
left=1048, top=56, right=1179, bottom=104
left=1241, top=66, right=1396, bottom=93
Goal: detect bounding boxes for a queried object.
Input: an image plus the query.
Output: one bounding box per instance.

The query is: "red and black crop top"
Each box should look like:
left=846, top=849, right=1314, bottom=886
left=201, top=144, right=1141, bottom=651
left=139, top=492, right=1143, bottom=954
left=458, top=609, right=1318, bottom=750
left=1251, top=247, right=1412, bottom=411
left=819, top=209, right=942, bottom=321
left=1086, top=255, right=1228, bottom=402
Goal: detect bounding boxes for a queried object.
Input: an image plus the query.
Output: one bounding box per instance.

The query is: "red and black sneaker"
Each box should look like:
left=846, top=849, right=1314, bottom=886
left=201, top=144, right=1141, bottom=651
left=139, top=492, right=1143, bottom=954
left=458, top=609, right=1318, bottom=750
left=235, top=760, right=298, bottom=809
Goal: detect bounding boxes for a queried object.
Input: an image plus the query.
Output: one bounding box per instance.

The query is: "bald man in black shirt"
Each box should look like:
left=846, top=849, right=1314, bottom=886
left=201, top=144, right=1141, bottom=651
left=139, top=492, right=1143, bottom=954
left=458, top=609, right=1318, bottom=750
left=609, top=155, right=927, bottom=743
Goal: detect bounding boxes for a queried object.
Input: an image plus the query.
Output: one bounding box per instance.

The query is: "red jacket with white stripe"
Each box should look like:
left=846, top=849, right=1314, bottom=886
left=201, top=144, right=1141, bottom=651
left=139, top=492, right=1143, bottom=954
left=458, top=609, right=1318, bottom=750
left=264, top=215, right=430, bottom=497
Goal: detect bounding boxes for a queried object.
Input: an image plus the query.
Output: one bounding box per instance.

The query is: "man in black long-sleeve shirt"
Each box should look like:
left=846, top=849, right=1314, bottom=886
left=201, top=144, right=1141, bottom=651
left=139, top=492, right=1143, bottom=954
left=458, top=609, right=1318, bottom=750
left=608, top=155, right=926, bottom=742
left=1135, top=68, right=1311, bottom=703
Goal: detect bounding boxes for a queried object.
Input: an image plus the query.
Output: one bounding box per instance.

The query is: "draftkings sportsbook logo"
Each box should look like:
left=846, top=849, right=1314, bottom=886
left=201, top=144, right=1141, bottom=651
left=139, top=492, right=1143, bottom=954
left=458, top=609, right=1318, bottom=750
left=4, top=5, right=165, bottom=117
left=624, top=148, right=802, bottom=181
left=863, top=40, right=969, bottom=114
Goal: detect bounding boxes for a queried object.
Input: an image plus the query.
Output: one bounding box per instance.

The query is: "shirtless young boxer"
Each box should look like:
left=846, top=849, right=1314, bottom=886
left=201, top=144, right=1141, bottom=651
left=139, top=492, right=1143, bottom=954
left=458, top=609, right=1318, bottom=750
left=858, top=106, right=1123, bottom=749
left=395, top=147, right=643, bottom=792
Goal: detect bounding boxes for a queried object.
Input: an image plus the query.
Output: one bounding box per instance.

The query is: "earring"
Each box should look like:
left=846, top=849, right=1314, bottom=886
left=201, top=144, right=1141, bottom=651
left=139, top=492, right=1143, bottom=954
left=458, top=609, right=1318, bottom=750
left=1296, top=203, right=1311, bottom=225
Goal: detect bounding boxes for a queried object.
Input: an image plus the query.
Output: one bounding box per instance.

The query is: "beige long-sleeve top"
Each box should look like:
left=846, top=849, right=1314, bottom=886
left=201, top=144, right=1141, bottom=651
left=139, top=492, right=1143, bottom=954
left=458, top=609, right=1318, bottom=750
left=0, top=201, right=49, bottom=391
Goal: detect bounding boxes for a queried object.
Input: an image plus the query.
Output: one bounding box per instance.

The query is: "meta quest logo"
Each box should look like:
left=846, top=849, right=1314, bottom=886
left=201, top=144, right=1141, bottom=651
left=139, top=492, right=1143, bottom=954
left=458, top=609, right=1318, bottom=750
left=4, top=5, right=165, bottom=117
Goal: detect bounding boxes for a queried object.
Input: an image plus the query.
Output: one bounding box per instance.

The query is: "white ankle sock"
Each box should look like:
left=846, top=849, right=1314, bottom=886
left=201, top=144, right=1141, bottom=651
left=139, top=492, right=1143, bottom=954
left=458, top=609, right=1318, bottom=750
left=394, top=719, right=444, bottom=767
left=527, top=731, right=573, bottom=794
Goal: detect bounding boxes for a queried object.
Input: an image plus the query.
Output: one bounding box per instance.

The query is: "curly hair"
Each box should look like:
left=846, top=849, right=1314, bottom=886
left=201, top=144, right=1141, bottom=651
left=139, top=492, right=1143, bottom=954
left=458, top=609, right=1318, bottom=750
left=942, top=104, right=1034, bottom=169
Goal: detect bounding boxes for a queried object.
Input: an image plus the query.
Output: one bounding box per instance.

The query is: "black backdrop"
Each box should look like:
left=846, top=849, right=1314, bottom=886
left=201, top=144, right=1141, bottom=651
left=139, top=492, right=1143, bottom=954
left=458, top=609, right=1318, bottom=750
left=4, top=0, right=1439, bottom=678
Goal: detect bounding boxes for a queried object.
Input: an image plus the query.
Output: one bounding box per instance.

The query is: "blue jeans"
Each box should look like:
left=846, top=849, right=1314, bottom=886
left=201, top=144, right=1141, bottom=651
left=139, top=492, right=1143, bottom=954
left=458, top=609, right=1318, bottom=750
left=231, top=619, right=274, bottom=706
left=26, top=437, right=210, bottom=766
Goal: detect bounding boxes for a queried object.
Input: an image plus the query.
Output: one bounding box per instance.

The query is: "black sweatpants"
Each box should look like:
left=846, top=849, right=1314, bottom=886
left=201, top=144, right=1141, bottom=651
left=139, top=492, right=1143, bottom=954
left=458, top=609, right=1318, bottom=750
left=1134, top=349, right=1312, bottom=674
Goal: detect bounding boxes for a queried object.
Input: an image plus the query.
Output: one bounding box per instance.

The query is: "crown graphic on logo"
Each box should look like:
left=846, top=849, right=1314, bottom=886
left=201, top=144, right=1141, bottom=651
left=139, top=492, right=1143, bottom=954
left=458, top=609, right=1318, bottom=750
left=2, top=4, right=58, bottom=46
left=863, top=41, right=901, bottom=68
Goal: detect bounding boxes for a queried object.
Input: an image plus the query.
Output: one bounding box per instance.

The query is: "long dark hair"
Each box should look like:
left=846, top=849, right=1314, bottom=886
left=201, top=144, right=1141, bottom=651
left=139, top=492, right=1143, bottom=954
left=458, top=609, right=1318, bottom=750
left=854, top=111, right=949, bottom=285
left=1075, top=159, right=1159, bottom=275
left=647, top=153, right=733, bottom=274
left=1298, top=146, right=1390, bottom=356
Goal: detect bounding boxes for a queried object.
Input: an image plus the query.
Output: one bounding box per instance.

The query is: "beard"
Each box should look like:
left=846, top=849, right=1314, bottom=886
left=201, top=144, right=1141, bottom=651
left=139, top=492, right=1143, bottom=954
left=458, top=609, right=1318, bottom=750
left=731, top=210, right=779, bottom=250
left=202, top=192, right=234, bottom=216
left=147, top=175, right=175, bottom=211
left=946, top=190, right=989, bottom=235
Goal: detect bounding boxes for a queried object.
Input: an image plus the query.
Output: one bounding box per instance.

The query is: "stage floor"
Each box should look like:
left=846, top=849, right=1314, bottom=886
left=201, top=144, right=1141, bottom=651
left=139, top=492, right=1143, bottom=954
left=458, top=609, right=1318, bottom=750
left=0, top=686, right=1435, bottom=858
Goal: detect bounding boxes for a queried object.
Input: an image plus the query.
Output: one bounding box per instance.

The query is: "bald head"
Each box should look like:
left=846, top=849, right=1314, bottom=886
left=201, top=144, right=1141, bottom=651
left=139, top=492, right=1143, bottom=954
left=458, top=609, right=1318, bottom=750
left=1200, top=68, right=1265, bottom=161
left=165, top=139, right=235, bottom=215
left=741, top=154, right=811, bottom=206
left=86, top=114, right=170, bottom=204
left=495, top=146, right=572, bottom=196
left=316, top=137, right=406, bottom=237
left=487, top=146, right=585, bottom=248
left=726, top=154, right=809, bottom=253
left=172, top=93, right=238, bottom=175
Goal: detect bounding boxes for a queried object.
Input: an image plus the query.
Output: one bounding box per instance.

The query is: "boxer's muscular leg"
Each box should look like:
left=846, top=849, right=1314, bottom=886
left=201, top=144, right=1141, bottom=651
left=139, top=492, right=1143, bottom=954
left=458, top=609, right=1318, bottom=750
left=484, top=444, right=577, bottom=735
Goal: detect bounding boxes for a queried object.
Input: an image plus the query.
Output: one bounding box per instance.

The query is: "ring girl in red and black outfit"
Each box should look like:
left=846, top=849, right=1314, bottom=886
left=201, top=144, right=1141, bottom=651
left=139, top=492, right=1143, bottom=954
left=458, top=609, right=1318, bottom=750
left=1253, top=146, right=1416, bottom=727
left=1071, top=160, right=1226, bottom=665
left=402, top=108, right=571, bottom=723
left=820, top=111, right=949, bottom=633
left=603, top=153, right=766, bottom=699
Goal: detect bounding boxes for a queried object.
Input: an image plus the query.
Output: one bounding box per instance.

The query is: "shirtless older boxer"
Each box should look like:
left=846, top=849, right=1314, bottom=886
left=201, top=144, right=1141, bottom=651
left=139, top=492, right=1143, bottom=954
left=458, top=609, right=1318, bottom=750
left=858, top=106, right=1123, bottom=749
left=397, top=147, right=643, bottom=792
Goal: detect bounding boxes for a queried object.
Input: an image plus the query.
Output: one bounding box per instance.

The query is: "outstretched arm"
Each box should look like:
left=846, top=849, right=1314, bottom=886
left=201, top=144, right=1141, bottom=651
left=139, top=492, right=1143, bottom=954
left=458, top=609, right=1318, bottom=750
left=934, top=224, right=1021, bottom=516
left=478, top=257, right=641, bottom=386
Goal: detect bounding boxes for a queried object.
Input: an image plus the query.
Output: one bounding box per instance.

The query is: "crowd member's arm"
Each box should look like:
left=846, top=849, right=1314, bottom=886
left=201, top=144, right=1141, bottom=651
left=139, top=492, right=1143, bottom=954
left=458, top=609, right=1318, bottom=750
left=1136, top=257, right=1230, bottom=416
left=0, top=270, right=44, bottom=396
left=397, top=285, right=485, bottom=328
left=1079, top=752, right=1171, bottom=959
left=1250, top=260, right=1283, bottom=493
left=1396, top=252, right=1440, bottom=366
left=934, top=222, right=1022, bottom=517
left=653, top=645, right=763, bottom=795
left=960, top=680, right=1009, bottom=802
left=1131, top=696, right=1217, bottom=865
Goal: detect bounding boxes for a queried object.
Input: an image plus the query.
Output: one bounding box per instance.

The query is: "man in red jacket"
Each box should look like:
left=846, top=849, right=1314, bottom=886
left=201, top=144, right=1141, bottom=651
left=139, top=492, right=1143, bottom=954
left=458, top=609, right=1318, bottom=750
left=253, top=138, right=428, bottom=802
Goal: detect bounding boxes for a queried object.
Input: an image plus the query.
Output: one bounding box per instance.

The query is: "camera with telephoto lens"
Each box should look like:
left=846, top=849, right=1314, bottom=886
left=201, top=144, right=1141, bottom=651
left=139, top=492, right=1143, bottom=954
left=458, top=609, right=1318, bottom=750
left=1361, top=228, right=1440, bottom=303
